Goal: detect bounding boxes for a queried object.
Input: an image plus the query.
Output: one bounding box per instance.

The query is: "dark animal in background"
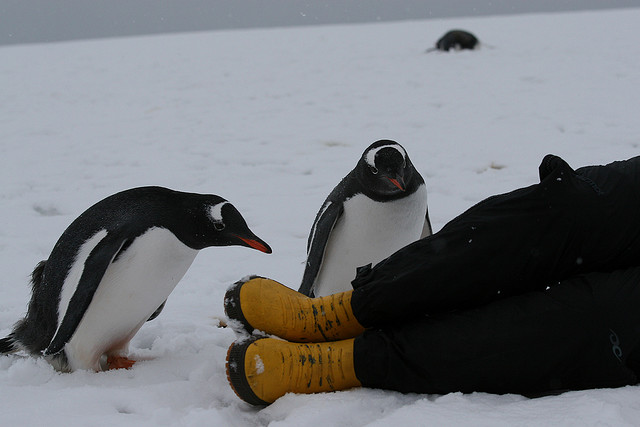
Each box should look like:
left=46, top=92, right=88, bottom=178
left=428, top=30, right=479, bottom=52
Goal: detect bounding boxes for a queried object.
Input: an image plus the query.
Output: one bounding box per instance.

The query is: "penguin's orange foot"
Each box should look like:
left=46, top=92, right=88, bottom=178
left=106, top=355, right=136, bottom=370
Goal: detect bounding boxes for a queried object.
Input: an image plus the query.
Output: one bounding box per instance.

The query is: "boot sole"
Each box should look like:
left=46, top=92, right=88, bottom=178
left=226, top=338, right=270, bottom=406
left=224, top=275, right=263, bottom=334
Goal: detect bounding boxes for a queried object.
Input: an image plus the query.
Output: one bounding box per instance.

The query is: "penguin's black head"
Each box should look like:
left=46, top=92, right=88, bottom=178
left=181, top=195, right=272, bottom=253
left=357, top=140, right=417, bottom=198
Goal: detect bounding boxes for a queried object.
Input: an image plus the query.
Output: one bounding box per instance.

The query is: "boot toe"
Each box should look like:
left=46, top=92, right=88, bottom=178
left=224, top=275, right=264, bottom=334
left=226, top=337, right=271, bottom=406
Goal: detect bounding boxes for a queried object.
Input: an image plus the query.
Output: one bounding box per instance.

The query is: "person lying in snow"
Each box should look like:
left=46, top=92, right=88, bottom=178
left=224, top=154, right=640, bottom=405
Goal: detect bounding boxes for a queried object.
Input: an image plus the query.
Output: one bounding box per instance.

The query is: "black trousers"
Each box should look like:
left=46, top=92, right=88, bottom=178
left=350, top=155, right=640, bottom=395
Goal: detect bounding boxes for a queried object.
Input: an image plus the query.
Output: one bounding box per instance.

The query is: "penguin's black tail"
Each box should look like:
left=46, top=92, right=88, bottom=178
left=0, top=335, right=17, bottom=354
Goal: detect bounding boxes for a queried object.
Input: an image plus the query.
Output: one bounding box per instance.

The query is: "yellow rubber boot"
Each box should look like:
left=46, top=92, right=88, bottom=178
left=226, top=337, right=361, bottom=405
left=224, top=276, right=365, bottom=342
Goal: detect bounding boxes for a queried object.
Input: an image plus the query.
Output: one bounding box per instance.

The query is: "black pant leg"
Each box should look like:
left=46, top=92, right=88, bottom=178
left=353, top=269, right=640, bottom=396
left=351, top=155, right=640, bottom=327
left=589, top=268, right=640, bottom=378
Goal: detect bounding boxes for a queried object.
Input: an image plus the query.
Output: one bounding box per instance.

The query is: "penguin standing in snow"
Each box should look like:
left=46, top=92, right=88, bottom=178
left=299, top=140, right=432, bottom=297
left=0, top=186, right=271, bottom=372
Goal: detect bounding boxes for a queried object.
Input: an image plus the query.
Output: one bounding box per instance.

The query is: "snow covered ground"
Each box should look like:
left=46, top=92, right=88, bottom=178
left=1, top=7, right=640, bottom=426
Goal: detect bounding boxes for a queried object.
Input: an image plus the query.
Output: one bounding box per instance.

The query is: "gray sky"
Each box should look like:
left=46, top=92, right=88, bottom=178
left=1, top=0, right=639, bottom=46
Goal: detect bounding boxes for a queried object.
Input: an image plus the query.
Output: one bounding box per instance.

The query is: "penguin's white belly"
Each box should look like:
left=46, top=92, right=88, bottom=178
left=313, top=187, right=427, bottom=297
left=64, top=227, right=198, bottom=371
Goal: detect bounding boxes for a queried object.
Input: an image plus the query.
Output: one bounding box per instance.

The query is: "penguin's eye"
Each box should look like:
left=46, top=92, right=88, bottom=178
left=369, top=166, right=379, bottom=175
left=213, top=221, right=225, bottom=231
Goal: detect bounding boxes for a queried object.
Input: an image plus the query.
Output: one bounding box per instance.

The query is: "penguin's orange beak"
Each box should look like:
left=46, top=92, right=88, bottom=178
left=387, top=176, right=405, bottom=191
left=235, top=235, right=272, bottom=254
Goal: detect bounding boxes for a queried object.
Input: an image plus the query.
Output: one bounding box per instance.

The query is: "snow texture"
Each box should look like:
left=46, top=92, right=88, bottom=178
left=1, top=7, right=640, bottom=426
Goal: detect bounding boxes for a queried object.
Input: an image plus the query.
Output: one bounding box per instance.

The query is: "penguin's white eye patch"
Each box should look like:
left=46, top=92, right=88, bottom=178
left=365, top=144, right=407, bottom=169
left=209, top=201, right=230, bottom=231
left=209, top=201, right=229, bottom=222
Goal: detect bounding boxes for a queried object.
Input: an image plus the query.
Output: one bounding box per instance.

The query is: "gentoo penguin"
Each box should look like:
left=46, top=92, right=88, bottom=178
left=298, top=140, right=431, bottom=297
left=427, top=29, right=479, bottom=52
left=0, top=186, right=271, bottom=372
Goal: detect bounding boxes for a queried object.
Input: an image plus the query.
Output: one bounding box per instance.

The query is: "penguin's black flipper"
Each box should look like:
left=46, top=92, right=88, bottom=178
left=147, top=300, right=166, bottom=322
left=44, top=233, right=129, bottom=356
left=298, top=201, right=344, bottom=296
left=420, top=207, right=433, bottom=239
